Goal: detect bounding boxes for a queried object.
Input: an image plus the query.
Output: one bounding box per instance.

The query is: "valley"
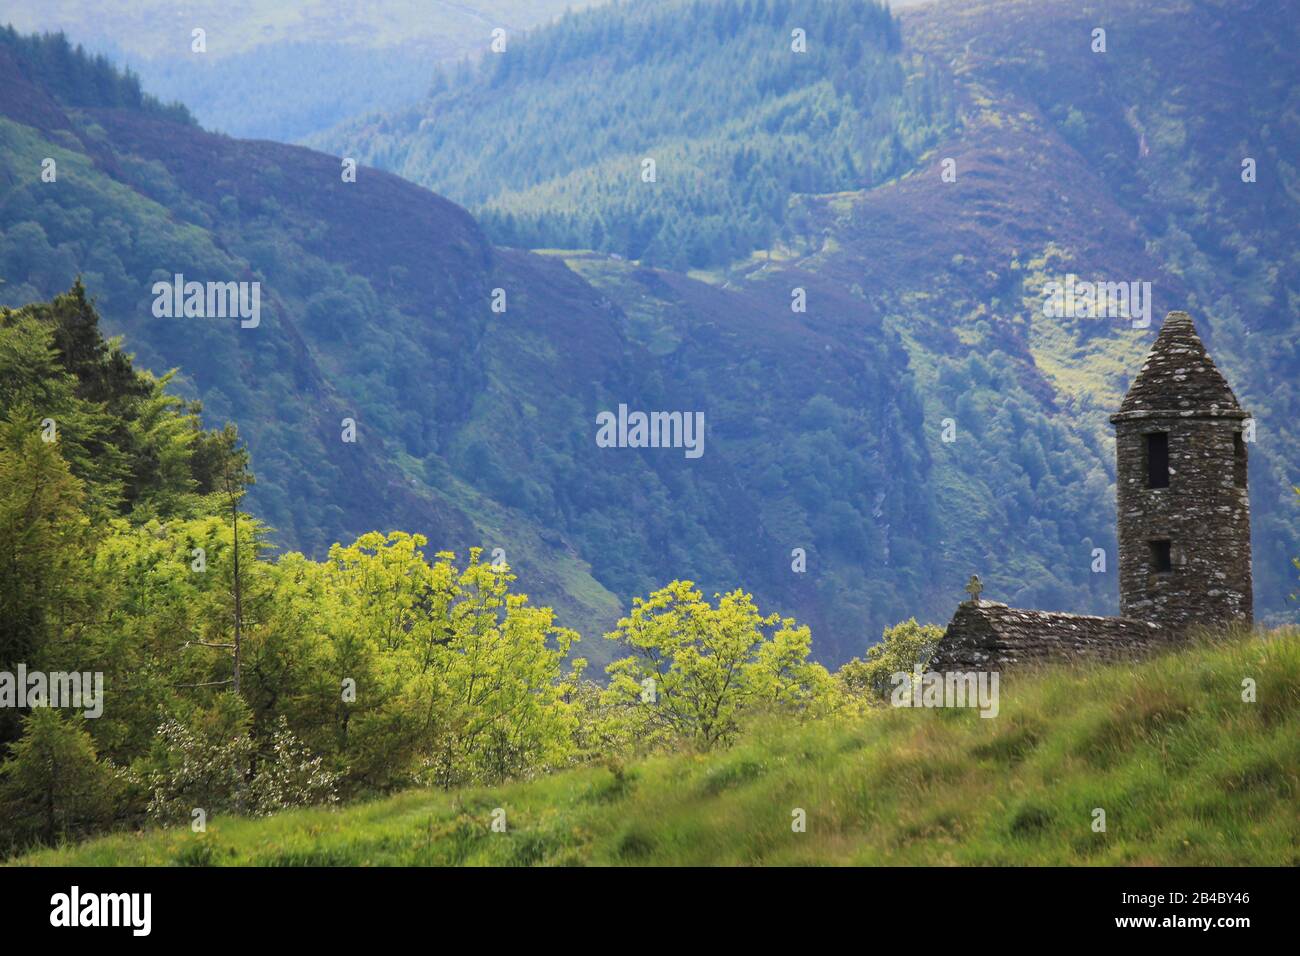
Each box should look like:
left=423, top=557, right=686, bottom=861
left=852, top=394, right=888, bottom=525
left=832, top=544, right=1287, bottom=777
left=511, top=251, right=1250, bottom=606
left=2, top=0, right=1296, bottom=674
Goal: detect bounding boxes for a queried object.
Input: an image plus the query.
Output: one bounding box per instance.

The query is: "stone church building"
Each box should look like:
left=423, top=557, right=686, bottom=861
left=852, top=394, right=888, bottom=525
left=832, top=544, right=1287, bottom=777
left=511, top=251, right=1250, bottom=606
left=928, top=311, right=1253, bottom=672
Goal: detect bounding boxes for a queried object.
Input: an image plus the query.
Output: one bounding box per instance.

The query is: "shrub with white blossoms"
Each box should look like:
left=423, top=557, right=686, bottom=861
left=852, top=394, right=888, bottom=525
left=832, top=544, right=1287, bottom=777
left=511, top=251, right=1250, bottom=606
left=246, top=718, right=341, bottom=816
left=144, top=712, right=338, bottom=823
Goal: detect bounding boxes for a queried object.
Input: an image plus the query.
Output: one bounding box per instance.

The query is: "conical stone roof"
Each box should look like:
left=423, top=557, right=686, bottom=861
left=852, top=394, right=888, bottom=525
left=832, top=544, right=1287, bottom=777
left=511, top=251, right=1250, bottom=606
left=1111, top=311, right=1247, bottom=422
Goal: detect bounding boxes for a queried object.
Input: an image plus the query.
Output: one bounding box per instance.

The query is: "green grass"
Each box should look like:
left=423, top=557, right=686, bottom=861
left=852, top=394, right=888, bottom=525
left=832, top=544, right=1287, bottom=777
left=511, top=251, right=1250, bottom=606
left=13, top=632, right=1298, bottom=866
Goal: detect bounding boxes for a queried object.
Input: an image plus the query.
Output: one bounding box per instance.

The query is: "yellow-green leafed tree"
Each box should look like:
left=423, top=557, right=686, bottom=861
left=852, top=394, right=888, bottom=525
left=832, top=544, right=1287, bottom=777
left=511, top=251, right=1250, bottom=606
left=603, top=581, right=834, bottom=751
left=298, top=533, right=581, bottom=790
left=837, top=618, right=945, bottom=702
left=80, top=512, right=263, bottom=762
left=0, top=418, right=92, bottom=746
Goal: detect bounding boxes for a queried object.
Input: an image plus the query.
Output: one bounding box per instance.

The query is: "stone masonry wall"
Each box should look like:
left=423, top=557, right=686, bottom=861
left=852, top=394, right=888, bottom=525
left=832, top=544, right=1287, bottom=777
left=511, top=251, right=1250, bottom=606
left=927, top=601, right=1173, bottom=673
left=1113, top=415, right=1252, bottom=634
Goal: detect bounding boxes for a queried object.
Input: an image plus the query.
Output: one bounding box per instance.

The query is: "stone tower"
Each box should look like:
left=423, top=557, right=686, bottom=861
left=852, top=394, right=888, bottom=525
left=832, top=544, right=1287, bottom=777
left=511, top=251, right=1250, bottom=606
left=1110, top=311, right=1252, bottom=635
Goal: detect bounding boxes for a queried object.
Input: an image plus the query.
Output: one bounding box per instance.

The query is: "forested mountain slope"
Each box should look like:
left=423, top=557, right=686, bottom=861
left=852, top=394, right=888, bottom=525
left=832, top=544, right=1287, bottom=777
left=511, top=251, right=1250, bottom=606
left=317, top=0, right=1299, bottom=628
left=0, top=25, right=942, bottom=664
left=2, top=0, right=1295, bottom=670
left=316, top=0, right=957, bottom=269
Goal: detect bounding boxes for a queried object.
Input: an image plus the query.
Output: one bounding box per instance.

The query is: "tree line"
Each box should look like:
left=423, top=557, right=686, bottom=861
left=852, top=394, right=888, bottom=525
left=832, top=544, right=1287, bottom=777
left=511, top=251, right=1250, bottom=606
left=0, top=27, right=194, bottom=125
left=0, top=285, right=939, bottom=853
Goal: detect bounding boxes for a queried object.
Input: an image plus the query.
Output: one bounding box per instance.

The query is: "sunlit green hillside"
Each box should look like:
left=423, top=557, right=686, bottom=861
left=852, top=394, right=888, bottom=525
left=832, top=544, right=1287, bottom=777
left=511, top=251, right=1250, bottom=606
left=16, top=631, right=1298, bottom=866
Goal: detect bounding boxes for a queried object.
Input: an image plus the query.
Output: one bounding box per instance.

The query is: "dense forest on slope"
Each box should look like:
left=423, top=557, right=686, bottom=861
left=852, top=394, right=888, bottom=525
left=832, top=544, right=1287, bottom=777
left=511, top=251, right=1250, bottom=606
left=0, top=27, right=192, bottom=125
left=319, top=0, right=957, bottom=268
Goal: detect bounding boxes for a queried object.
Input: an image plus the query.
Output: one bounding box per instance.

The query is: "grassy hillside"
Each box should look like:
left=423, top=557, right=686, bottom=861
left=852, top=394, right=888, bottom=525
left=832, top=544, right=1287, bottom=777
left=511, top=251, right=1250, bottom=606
left=16, top=631, right=1298, bottom=866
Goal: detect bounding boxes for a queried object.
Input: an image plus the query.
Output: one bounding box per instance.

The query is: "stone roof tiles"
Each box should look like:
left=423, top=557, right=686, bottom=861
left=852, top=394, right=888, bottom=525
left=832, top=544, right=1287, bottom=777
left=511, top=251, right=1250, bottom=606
left=1111, top=311, right=1246, bottom=422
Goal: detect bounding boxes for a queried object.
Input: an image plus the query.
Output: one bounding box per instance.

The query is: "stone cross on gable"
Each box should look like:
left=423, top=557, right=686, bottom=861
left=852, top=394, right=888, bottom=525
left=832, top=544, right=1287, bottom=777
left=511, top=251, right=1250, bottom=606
left=964, top=574, right=983, bottom=603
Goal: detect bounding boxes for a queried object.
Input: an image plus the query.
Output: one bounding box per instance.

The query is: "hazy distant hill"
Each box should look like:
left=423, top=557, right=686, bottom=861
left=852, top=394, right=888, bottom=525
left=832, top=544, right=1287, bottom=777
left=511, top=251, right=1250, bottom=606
left=3, top=1, right=603, bottom=141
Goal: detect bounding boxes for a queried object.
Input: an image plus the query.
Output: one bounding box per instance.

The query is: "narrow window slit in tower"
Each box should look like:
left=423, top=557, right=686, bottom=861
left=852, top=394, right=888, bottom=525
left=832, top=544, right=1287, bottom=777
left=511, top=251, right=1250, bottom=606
left=1149, top=539, right=1172, bottom=574
left=1233, top=432, right=1247, bottom=488
left=1145, top=431, right=1169, bottom=488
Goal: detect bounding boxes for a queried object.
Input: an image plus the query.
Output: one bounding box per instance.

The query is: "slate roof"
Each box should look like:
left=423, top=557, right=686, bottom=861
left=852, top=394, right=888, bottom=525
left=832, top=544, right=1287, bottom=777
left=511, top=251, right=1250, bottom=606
left=1111, top=311, right=1246, bottom=422
left=927, top=601, right=1171, bottom=672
